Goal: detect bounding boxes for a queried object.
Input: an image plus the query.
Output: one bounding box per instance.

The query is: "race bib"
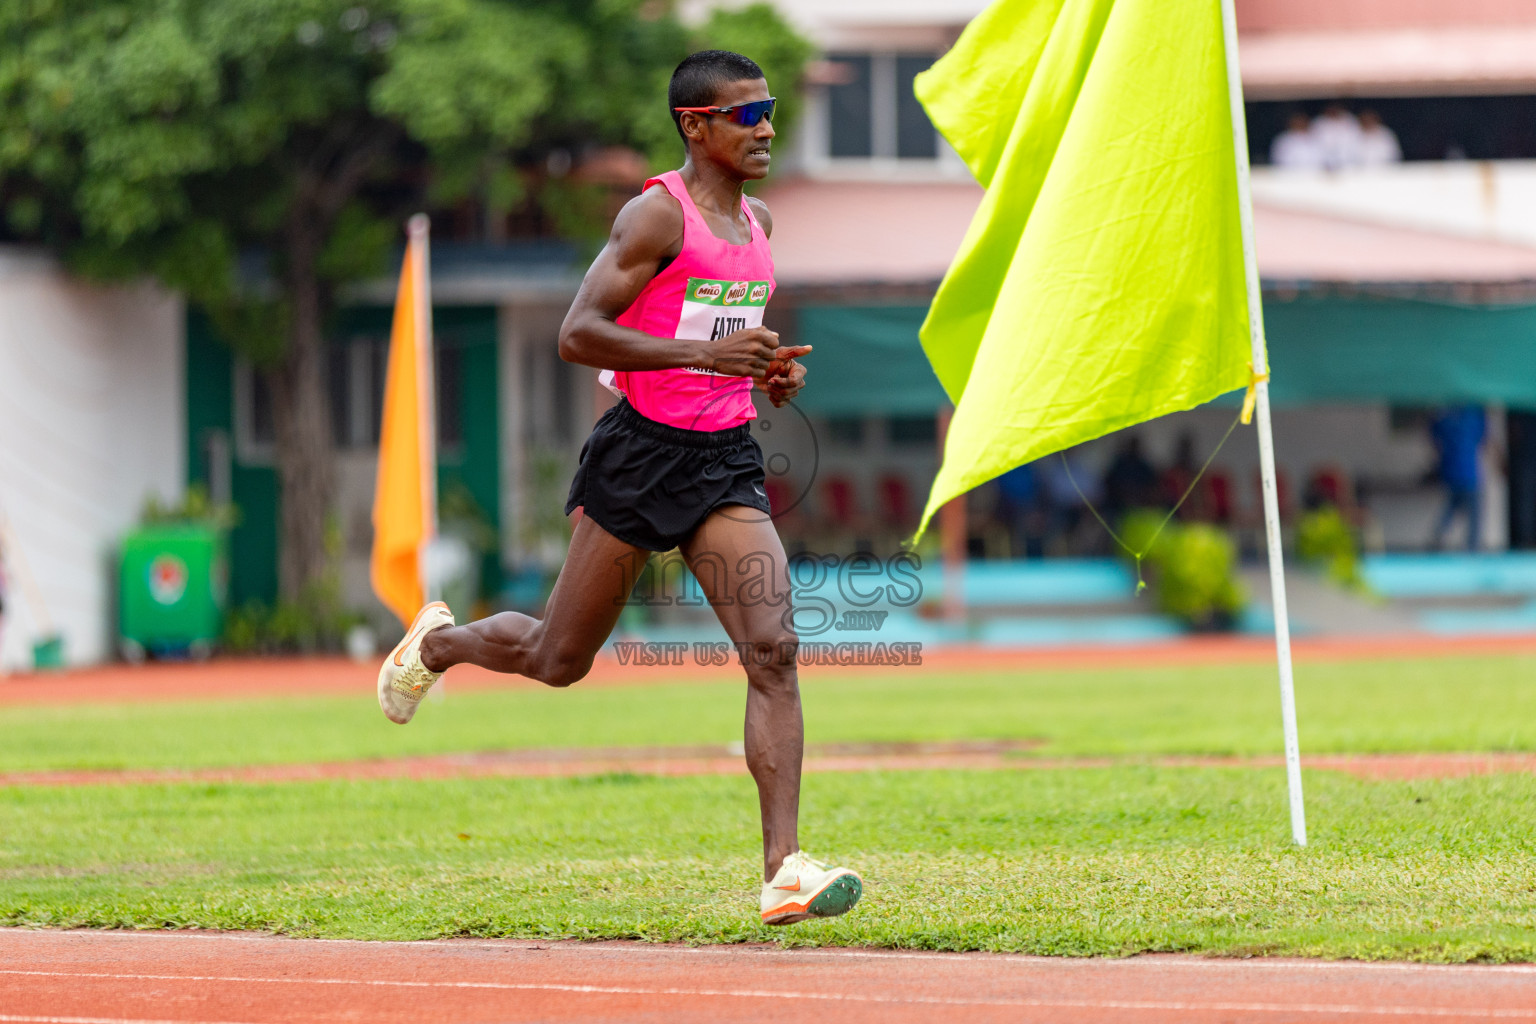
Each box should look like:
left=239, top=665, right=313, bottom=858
left=678, top=277, right=771, bottom=375
left=599, top=276, right=774, bottom=396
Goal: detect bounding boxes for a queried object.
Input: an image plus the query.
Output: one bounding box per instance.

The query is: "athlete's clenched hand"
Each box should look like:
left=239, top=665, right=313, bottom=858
left=708, top=327, right=781, bottom=379
left=762, top=345, right=811, bottom=407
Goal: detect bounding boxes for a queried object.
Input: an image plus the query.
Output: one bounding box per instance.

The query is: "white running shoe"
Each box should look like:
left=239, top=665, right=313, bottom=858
left=759, top=850, right=863, bottom=926
left=377, top=602, right=454, bottom=724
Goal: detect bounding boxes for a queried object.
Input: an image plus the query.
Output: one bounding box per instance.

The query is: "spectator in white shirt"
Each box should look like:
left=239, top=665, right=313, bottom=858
left=1270, top=112, right=1324, bottom=170
left=1311, top=103, right=1363, bottom=171
left=1356, top=109, right=1402, bottom=166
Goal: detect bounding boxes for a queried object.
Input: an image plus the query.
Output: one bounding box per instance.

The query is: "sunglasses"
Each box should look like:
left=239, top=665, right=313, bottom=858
left=672, top=97, right=776, bottom=126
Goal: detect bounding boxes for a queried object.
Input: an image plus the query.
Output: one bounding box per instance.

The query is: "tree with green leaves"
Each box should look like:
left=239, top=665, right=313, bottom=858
left=0, top=0, right=810, bottom=600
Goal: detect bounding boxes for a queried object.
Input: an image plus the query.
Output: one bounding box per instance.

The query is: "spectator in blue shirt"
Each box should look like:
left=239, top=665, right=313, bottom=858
left=995, top=462, right=1041, bottom=558
left=1430, top=405, right=1487, bottom=551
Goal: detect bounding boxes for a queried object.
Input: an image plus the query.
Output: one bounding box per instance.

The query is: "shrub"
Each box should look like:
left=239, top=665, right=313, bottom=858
left=1147, top=523, right=1245, bottom=630
left=216, top=516, right=364, bottom=655
left=1296, top=505, right=1364, bottom=589
left=1114, top=511, right=1246, bottom=631
left=140, top=484, right=240, bottom=532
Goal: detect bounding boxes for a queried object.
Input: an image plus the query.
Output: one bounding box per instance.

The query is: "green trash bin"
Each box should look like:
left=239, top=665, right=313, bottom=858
left=119, top=525, right=227, bottom=659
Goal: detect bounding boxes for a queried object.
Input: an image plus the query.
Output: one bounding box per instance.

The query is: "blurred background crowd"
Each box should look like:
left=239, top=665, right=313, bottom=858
left=1271, top=105, right=1403, bottom=169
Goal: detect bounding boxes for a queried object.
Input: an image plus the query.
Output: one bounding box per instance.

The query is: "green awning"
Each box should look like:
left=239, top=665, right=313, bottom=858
left=1264, top=294, right=1536, bottom=406
left=795, top=295, right=1536, bottom=414
left=793, top=305, right=947, bottom=415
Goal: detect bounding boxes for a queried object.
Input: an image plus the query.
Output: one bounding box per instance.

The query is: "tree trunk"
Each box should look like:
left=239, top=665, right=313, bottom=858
left=271, top=214, right=336, bottom=601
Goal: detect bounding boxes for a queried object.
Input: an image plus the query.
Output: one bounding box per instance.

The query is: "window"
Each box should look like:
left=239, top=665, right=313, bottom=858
left=827, top=55, right=874, bottom=158
left=1248, top=95, right=1536, bottom=164
left=887, top=415, right=936, bottom=446
left=435, top=342, right=463, bottom=451
left=823, top=415, right=865, bottom=445
left=329, top=337, right=380, bottom=448
left=329, top=336, right=385, bottom=449
left=248, top=366, right=275, bottom=448
left=823, top=52, right=940, bottom=162
left=1388, top=405, right=1434, bottom=436
left=235, top=336, right=463, bottom=459
left=232, top=359, right=275, bottom=462
left=895, top=56, right=939, bottom=159
left=522, top=340, right=581, bottom=446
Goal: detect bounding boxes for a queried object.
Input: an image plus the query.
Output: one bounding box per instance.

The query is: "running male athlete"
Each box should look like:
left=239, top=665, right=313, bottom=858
left=376, top=50, right=862, bottom=926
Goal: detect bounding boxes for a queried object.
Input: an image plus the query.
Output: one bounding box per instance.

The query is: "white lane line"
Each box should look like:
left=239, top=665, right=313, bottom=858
left=0, top=1017, right=260, bottom=1024
left=9, top=931, right=1536, bottom=976
left=502, top=942, right=1536, bottom=975
left=2, top=970, right=1534, bottom=1018
left=773, top=950, right=1536, bottom=975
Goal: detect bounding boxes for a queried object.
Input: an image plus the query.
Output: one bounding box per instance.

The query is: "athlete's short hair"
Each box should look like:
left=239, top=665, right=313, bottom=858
left=668, top=50, right=767, bottom=141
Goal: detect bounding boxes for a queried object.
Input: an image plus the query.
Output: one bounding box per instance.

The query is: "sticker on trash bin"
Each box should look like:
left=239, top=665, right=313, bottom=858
left=148, top=554, right=189, bottom=605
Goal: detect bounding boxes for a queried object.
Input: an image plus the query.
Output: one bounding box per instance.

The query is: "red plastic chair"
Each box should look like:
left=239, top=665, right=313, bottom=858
left=877, top=474, right=912, bottom=527
left=1309, top=465, right=1349, bottom=508
left=1206, top=470, right=1233, bottom=523
left=822, top=475, right=858, bottom=528
left=764, top=477, right=793, bottom=516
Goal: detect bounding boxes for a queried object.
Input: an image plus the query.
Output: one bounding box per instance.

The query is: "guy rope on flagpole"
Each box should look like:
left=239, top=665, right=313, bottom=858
left=1221, top=0, right=1307, bottom=846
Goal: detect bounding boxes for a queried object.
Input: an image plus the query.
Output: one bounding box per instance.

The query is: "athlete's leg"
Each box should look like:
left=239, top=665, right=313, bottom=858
left=680, top=506, right=801, bottom=881
left=420, top=515, right=647, bottom=688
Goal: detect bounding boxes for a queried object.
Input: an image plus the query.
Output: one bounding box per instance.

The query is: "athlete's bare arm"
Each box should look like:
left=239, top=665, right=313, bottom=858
left=559, top=187, right=785, bottom=380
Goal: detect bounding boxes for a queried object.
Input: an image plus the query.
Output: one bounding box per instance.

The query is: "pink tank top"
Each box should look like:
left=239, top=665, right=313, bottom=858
left=601, top=170, right=776, bottom=431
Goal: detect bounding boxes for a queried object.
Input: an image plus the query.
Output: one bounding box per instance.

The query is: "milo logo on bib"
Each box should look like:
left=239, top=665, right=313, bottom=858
left=686, top=277, right=768, bottom=308
left=678, top=277, right=772, bottom=375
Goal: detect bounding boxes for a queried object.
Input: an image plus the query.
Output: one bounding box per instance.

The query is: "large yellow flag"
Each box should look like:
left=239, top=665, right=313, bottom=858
left=914, top=0, right=1256, bottom=536
left=371, top=217, right=436, bottom=626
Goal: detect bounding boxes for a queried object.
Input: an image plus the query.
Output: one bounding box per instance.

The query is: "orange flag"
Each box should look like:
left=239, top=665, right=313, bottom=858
left=370, top=215, right=436, bottom=626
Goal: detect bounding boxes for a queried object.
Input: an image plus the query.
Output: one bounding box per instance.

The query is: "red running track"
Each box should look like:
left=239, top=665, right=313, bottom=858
left=2, top=929, right=1534, bottom=1024
left=9, top=634, right=1536, bottom=708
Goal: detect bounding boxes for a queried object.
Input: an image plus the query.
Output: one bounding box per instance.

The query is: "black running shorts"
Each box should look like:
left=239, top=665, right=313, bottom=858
left=565, top=399, right=772, bottom=551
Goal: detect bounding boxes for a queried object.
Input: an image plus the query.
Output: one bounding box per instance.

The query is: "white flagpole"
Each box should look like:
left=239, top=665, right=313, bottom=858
left=1220, top=0, right=1306, bottom=846
left=409, top=213, right=439, bottom=604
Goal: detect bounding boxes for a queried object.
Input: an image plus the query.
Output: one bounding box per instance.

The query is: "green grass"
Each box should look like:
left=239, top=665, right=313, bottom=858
left=4, top=652, right=1536, bottom=958
left=2, top=767, right=1534, bottom=959
left=6, top=653, right=1536, bottom=773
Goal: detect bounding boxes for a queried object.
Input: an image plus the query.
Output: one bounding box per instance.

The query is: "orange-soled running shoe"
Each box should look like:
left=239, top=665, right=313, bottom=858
left=377, top=602, right=454, bottom=724
left=760, top=850, right=863, bottom=926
